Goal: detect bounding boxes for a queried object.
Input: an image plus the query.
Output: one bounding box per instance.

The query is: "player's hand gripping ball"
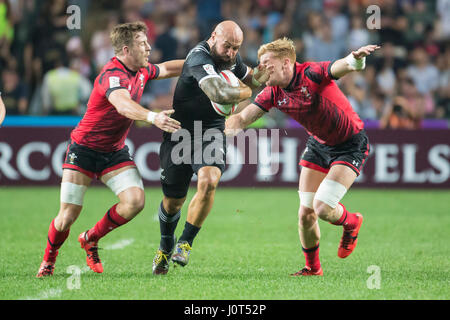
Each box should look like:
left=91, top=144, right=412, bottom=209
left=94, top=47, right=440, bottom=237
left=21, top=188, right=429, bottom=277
left=211, top=70, right=240, bottom=117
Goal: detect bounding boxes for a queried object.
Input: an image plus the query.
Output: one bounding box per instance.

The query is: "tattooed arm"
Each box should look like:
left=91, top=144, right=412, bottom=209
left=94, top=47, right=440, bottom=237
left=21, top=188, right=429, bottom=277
left=199, top=77, right=252, bottom=105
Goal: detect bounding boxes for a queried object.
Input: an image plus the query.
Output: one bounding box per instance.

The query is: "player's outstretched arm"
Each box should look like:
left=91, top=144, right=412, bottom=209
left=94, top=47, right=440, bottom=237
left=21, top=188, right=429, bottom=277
left=155, top=59, right=185, bottom=79
left=108, top=88, right=180, bottom=133
left=330, top=44, right=380, bottom=79
left=224, top=103, right=265, bottom=136
left=199, top=77, right=252, bottom=105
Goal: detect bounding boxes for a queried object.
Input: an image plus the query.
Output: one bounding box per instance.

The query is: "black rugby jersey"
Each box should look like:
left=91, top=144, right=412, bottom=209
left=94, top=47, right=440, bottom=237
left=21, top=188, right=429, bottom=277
left=165, top=40, right=248, bottom=139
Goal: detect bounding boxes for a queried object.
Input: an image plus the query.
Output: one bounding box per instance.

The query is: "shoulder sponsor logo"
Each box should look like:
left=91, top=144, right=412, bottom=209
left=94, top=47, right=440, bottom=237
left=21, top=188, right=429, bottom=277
left=109, top=76, right=120, bottom=88
left=203, top=64, right=217, bottom=75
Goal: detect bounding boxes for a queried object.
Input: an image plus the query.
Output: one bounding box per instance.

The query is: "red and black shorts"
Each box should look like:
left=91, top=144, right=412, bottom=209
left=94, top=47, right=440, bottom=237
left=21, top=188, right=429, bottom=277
left=62, top=140, right=136, bottom=179
left=299, top=130, right=370, bottom=176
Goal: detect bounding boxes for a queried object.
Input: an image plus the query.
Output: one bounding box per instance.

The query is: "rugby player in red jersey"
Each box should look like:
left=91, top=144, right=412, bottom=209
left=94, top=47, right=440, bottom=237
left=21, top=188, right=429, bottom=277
left=37, top=22, right=183, bottom=277
left=226, top=38, right=380, bottom=276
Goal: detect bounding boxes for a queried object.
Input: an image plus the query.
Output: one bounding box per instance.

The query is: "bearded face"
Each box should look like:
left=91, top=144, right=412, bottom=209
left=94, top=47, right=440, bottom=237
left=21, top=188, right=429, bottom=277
left=210, top=41, right=238, bottom=71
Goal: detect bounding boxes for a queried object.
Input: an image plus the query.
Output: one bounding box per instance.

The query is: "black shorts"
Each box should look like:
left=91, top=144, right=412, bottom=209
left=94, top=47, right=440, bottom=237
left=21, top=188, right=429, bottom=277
left=62, top=141, right=136, bottom=179
left=159, top=133, right=226, bottom=198
left=299, top=130, right=370, bottom=176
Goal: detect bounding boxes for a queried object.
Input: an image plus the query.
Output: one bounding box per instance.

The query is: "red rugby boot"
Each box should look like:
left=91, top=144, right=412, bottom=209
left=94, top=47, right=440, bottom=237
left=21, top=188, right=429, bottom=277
left=338, top=213, right=363, bottom=258
left=36, top=261, right=55, bottom=278
left=290, top=266, right=323, bottom=276
left=78, top=231, right=103, bottom=273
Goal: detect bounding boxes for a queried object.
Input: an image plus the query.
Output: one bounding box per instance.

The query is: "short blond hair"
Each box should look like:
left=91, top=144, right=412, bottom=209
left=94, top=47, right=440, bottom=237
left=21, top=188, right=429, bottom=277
left=257, top=37, right=296, bottom=63
left=110, top=21, right=147, bottom=55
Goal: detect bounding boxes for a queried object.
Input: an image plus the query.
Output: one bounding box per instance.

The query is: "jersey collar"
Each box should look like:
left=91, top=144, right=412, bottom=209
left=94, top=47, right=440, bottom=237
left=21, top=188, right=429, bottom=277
left=115, top=57, right=138, bottom=76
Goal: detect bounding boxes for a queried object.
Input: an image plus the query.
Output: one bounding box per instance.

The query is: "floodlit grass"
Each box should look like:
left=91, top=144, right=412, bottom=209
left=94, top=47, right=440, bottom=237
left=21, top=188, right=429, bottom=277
left=1, top=187, right=449, bottom=300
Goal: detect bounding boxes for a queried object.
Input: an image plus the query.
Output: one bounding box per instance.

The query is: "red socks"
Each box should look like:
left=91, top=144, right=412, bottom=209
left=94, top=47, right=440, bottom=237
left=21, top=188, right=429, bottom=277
left=42, top=205, right=128, bottom=262
left=44, top=219, right=70, bottom=263
left=302, top=243, right=321, bottom=272
left=332, top=203, right=359, bottom=230
left=87, top=204, right=129, bottom=242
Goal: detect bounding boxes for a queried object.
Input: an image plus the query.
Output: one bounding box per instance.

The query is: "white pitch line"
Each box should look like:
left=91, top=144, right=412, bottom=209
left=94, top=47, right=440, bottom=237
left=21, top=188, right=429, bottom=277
left=21, top=288, right=62, bottom=300
left=103, top=238, right=135, bottom=250
left=22, top=238, right=134, bottom=300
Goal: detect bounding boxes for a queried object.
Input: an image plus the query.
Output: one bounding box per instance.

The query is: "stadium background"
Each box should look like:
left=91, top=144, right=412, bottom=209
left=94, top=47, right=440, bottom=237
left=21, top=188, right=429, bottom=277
left=1, top=0, right=449, bottom=188
left=0, top=0, right=449, bottom=301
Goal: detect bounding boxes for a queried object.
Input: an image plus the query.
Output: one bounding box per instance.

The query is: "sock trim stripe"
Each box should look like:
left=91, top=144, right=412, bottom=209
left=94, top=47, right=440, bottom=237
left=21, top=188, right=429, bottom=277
left=341, top=210, right=348, bottom=225
left=158, top=207, right=181, bottom=223
left=302, top=243, right=320, bottom=253
left=47, top=236, right=65, bottom=248
left=106, top=209, right=122, bottom=226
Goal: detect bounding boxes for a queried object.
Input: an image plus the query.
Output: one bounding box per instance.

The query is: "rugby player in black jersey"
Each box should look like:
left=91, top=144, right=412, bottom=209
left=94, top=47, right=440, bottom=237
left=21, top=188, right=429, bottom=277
left=152, top=20, right=271, bottom=275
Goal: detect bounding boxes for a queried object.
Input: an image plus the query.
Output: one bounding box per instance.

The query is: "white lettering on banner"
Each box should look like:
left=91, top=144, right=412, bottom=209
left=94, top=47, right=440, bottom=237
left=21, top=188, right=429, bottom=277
left=134, top=142, right=161, bottom=180
left=280, top=138, right=299, bottom=182
left=256, top=134, right=298, bottom=182
left=52, top=142, right=69, bottom=177
left=0, top=142, right=20, bottom=180
left=428, top=144, right=450, bottom=183
left=221, top=145, right=243, bottom=182
left=402, top=144, right=427, bottom=183
left=17, top=142, right=51, bottom=181
left=227, top=130, right=258, bottom=165
left=0, top=137, right=448, bottom=185
left=374, top=144, right=400, bottom=182
left=257, top=135, right=276, bottom=181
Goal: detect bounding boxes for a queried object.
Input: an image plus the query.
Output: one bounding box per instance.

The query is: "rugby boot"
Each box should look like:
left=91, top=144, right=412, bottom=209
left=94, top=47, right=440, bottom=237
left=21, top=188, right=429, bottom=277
left=78, top=231, right=103, bottom=273
left=36, top=260, right=55, bottom=278
left=338, top=213, right=363, bottom=258
left=171, top=241, right=191, bottom=267
left=290, top=266, right=323, bottom=276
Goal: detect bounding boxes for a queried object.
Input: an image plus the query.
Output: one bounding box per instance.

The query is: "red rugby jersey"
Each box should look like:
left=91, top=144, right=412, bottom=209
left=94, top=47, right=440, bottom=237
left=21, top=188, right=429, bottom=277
left=254, top=61, right=364, bottom=146
left=70, top=57, right=159, bottom=152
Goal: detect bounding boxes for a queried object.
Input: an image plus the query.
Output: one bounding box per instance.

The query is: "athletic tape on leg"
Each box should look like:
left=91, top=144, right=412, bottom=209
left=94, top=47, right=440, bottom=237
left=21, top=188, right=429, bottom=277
left=314, top=179, right=348, bottom=209
left=105, top=168, right=144, bottom=196
left=60, top=182, right=88, bottom=206
left=298, top=191, right=315, bottom=209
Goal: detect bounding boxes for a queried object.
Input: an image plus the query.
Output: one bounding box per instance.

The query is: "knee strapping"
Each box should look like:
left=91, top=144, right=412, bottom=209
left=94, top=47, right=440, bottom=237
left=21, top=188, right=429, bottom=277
left=105, top=168, right=144, bottom=196
left=60, top=182, right=88, bottom=206
left=314, top=179, right=348, bottom=209
left=298, top=191, right=315, bottom=209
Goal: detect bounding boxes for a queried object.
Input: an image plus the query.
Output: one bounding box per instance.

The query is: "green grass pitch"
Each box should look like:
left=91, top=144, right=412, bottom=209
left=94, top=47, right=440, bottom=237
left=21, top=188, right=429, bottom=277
left=1, top=186, right=449, bottom=300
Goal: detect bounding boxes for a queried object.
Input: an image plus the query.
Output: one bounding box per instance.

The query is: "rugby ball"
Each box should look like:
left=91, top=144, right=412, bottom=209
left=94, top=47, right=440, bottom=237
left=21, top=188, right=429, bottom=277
left=211, top=70, right=240, bottom=117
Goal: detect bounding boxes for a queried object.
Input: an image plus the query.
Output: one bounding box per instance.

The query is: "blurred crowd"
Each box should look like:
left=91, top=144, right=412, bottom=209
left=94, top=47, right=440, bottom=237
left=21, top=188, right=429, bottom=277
left=0, top=0, right=449, bottom=129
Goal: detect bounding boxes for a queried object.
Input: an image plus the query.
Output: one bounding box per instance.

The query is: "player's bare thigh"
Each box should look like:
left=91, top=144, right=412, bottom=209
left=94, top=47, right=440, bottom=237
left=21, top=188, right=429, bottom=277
left=299, top=166, right=327, bottom=193
left=298, top=166, right=326, bottom=219
left=100, top=165, right=145, bottom=219
left=55, top=169, right=92, bottom=231
left=312, top=164, right=358, bottom=219
left=325, top=164, right=358, bottom=190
